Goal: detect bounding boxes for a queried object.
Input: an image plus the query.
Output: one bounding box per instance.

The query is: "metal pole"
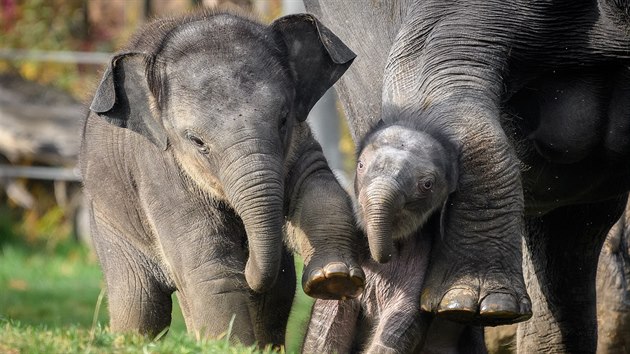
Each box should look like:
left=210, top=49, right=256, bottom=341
left=0, top=49, right=111, bottom=65
left=0, top=165, right=82, bottom=181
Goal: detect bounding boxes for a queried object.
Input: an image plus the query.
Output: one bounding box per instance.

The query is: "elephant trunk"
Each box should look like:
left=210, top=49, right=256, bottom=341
left=362, top=179, right=404, bottom=263
left=222, top=154, right=285, bottom=293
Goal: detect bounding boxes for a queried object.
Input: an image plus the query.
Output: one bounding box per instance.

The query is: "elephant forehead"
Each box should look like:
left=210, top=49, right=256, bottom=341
left=372, top=146, right=441, bottom=173
left=167, top=60, right=290, bottom=122
left=370, top=127, right=441, bottom=155
left=173, top=66, right=287, bottom=102
left=169, top=51, right=290, bottom=94
left=163, top=26, right=290, bottom=80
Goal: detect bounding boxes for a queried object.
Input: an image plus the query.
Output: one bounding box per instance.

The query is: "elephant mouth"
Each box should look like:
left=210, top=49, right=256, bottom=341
left=390, top=208, right=425, bottom=240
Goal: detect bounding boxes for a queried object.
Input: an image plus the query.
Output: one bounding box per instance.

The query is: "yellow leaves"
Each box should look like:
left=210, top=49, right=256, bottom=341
left=8, top=279, right=28, bottom=291
left=0, top=344, right=20, bottom=354
left=19, top=61, right=38, bottom=81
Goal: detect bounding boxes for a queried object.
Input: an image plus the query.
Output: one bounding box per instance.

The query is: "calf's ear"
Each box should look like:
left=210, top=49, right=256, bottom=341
left=271, top=14, right=356, bottom=122
left=90, top=52, right=168, bottom=150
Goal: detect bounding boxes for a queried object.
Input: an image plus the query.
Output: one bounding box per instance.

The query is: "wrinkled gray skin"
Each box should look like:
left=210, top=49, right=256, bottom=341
left=596, top=199, right=630, bottom=354
left=483, top=199, right=630, bottom=353
left=504, top=65, right=630, bottom=352
left=303, top=226, right=487, bottom=354
left=353, top=123, right=457, bottom=263
left=305, top=0, right=630, bottom=351
left=303, top=0, right=530, bottom=328
left=304, top=127, right=479, bottom=353
left=472, top=66, right=630, bottom=352
left=80, top=11, right=365, bottom=345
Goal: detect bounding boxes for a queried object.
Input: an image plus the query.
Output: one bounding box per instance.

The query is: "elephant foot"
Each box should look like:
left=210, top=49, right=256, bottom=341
left=420, top=269, right=531, bottom=326
left=302, top=261, right=365, bottom=300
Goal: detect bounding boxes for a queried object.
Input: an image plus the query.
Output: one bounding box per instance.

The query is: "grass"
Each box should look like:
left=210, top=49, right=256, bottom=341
left=0, top=206, right=314, bottom=353
left=0, top=320, right=287, bottom=354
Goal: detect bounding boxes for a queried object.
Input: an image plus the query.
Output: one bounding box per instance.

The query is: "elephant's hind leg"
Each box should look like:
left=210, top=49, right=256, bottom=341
left=517, top=196, right=627, bottom=353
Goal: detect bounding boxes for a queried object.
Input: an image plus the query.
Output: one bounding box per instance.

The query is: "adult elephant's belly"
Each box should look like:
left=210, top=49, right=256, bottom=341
left=521, top=154, right=630, bottom=216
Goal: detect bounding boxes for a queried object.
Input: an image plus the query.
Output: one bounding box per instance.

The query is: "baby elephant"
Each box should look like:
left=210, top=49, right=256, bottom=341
left=353, top=121, right=457, bottom=263
left=302, top=122, right=487, bottom=353
left=303, top=222, right=486, bottom=353
left=80, top=10, right=364, bottom=345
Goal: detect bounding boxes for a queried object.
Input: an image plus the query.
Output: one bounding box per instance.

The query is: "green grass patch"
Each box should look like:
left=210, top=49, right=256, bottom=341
left=0, top=320, right=279, bottom=354
left=0, top=224, right=313, bottom=353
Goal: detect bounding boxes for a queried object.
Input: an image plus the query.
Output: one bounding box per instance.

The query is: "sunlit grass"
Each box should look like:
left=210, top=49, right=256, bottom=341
left=0, top=208, right=313, bottom=353
left=0, top=320, right=280, bottom=354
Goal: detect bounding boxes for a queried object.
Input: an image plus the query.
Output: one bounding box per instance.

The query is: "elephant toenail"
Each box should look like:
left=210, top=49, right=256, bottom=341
left=349, top=266, right=366, bottom=284
left=519, top=298, right=533, bottom=320
left=303, top=269, right=325, bottom=294
left=436, top=288, right=478, bottom=322
left=324, top=262, right=350, bottom=278
left=479, top=293, right=520, bottom=318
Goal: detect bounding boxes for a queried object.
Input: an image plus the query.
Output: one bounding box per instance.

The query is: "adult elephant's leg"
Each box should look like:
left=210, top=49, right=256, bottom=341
left=380, top=3, right=529, bottom=325
left=91, top=209, right=173, bottom=337
left=596, top=199, right=630, bottom=353
left=250, top=249, right=296, bottom=348
left=517, top=197, right=627, bottom=353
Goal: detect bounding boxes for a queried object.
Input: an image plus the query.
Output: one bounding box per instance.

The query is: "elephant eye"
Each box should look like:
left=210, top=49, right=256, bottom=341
left=357, top=160, right=364, bottom=170
left=186, top=132, right=208, bottom=153
left=420, top=179, right=433, bottom=191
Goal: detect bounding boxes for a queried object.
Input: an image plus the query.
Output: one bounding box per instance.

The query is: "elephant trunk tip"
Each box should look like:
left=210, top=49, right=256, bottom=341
left=369, top=241, right=393, bottom=263
left=245, top=257, right=279, bottom=293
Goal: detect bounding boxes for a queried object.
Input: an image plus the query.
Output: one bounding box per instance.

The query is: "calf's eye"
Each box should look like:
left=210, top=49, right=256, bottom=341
left=190, top=136, right=204, bottom=147
left=185, top=132, right=208, bottom=153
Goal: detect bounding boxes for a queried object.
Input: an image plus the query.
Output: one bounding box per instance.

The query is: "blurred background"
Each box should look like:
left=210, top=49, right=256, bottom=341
left=0, top=1, right=355, bottom=352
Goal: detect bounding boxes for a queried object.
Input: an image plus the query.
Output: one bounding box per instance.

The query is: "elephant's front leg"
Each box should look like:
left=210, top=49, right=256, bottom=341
left=175, top=263, right=257, bottom=344
left=417, top=110, right=531, bottom=326
left=365, top=308, right=429, bottom=353
left=176, top=251, right=294, bottom=347
left=163, top=227, right=261, bottom=344
left=517, top=197, right=627, bottom=353
left=285, top=140, right=365, bottom=300
left=361, top=232, right=434, bottom=353
left=373, top=2, right=533, bottom=326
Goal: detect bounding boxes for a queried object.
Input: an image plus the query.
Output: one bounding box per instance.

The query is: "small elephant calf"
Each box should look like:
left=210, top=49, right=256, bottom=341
left=303, top=124, right=485, bottom=353
left=303, top=226, right=487, bottom=354
left=80, top=10, right=364, bottom=345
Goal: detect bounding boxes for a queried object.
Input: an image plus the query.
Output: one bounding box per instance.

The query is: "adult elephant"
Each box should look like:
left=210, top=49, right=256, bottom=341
left=304, top=0, right=630, bottom=352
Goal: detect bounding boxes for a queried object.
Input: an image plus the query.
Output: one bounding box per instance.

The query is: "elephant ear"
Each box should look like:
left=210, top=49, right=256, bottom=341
left=90, top=52, right=168, bottom=150
left=271, top=14, right=356, bottom=122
